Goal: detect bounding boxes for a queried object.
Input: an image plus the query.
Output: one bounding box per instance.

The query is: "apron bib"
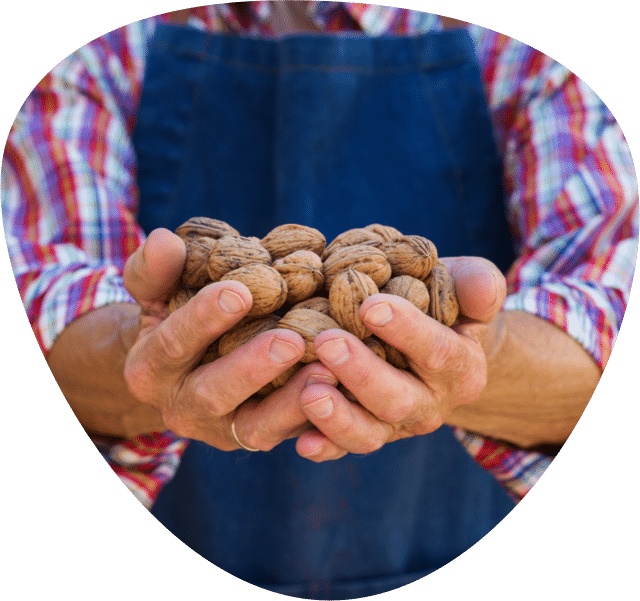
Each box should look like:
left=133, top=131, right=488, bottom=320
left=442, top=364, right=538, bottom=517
left=134, top=24, right=516, bottom=599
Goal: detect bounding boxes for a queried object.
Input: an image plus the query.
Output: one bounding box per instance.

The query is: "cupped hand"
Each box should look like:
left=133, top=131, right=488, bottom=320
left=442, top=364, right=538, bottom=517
left=295, top=256, right=506, bottom=461
left=122, top=228, right=335, bottom=450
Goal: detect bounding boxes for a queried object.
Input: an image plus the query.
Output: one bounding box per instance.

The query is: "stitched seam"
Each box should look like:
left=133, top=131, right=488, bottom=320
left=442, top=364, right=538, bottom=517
left=149, top=41, right=466, bottom=74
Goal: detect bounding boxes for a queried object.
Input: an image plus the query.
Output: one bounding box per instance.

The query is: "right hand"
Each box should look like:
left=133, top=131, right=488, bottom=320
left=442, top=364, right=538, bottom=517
left=123, top=228, right=338, bottom=450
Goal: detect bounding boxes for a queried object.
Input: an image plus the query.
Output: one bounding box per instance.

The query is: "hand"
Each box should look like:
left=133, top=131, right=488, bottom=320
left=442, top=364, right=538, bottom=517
left=294, top=257, right=506, bottom=461
left=123, top=228, right=338, bottom=450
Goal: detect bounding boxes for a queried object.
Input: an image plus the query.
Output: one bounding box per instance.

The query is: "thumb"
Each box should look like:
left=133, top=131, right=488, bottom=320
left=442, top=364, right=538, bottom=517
left=123, top=228, right=187, bottom=315
left=440, top=256, right=506, bottom=323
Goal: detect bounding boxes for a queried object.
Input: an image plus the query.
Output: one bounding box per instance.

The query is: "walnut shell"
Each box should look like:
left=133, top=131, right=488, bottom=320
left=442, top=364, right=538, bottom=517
left=382, top=342, right=410, bottom=370
left=425, top=261, right=460, bottom=326
left=207, top=235, right=272, bottom=282
left=220, top=264, right=287, bottom=317
left=273, top=250, right=324, bottom=304
left=261, top=224, right=326, bottom=260
left=290, top=296, right=331, bottom=316
left=175, top=216, right=240, bottom=241
left=322, top=228, right=385, bottom=260
left=276, top=308, right=340, bottom=363
left=364, top=223, right=403, bottom=242
left=181, top=236, right=217, bottom=288
left=338, top=384, right=358, bottom=403
left=254, top=363, right=303, bottom=397
left=383, top=235, right=438, bottom=280
left=168, top=286, right=198, bottom=313
left=218, top=314, right=281, bottom=357
left=199, top=342, right=220, bottom=366
left=381, top=275, right=431, bottom=313
left=329, top=268, right=378, bottom=340
left=269, top=362, right=303, bottom=390
left=362, top=336, right=386, bottom=361
left=322, top=244, right=392, bottom=289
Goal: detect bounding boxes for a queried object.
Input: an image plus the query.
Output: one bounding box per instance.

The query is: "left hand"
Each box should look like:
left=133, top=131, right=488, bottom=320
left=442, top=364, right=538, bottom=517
left=295, top=256, right=507, bottom=461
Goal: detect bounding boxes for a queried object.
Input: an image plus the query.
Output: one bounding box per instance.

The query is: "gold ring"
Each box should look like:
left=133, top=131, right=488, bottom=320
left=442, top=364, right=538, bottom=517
left=231, top=419, right=259, bottom=452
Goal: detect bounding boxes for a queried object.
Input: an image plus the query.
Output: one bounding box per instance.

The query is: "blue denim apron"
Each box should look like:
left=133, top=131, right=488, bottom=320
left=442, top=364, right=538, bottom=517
left=134, top=24, right=517, bottom=599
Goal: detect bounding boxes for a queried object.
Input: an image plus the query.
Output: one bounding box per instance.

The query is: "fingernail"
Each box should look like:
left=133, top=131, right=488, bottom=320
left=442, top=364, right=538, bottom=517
left=488, top=271, right=499, bottom=307
left=305, top=395, right=334, bottom=419
left=363, top=302, right=393, bottom=326
left=316, top=338, right=350, bottom=365
left=218, top=289, right=246, bottom=314
left=305, top=373, right=339, bottom=388
left=269, top=337, right=301, bottom=363
left=298, top=437, right=323, bottom=457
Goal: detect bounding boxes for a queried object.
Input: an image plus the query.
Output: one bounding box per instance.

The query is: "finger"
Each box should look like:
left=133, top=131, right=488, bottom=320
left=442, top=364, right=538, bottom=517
left=313, top=327, right=429, bottom=426
left=295, top=428, right=349, bottom=462
left=123, top=228, right=187, bottom=315
left=299, top=383, right=394, bottom=455
left=232, top=362, right=339, bottom=451
left=180, top=328, right=306, bottom=422
left=361, top=294, right=487, bottom=407
left=439, top=256, right=506, bottom=323
left=124, top=281, right=253, bottom=393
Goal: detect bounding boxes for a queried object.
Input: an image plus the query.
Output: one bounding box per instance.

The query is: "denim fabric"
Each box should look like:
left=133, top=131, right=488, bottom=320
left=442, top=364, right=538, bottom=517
left=135, top=25, right=516, bottom=599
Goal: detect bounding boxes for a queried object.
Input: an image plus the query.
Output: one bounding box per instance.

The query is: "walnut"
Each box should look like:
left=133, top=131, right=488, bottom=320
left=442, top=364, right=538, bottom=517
left=381, top=275, right=430, bottom=313
left=253, top=362, right=302, bottom=397
left=290, top=296, right=331, bottom=316
left=261, top=224, right=326, bottom=260
left=217, top=314, right=281, bottom=357
left=269, top=362, right=302, bottom=391
left=273, top=250, right=324, bottom=304
left=338, top=384, right=358, bottom=403
left=276, top=308, right=340, bottom=363
left=175, top=216, right=240, bottom=241
left=181, top=237, right=217, bottom=288
left=381, top=343, right=410, bottom=370
left=382, top=235, right=438, bottom=280
left=206, top=235, right=272, bottom=282
left=199, top=342, right=220, bottom=366
left=364, top=223, right=403, bottom=242
left=329, top=268, right=378, bottom=340
left=322, top=244, right=392, bottom=289
left=425, top=261, right=460, bottom=326
left=322, top=228, right=385, bottom=260
left=219, top=264, right=287, bottom=317
left=168, top=286, right=198, bottom=313
left=362, top=336, right=387, bottom=361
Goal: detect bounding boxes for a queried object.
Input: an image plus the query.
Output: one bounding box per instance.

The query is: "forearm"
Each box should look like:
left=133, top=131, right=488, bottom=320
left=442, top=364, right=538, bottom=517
left=46, top=302, right=165, bottom=438
left=446, top=310, right=602, bottom=449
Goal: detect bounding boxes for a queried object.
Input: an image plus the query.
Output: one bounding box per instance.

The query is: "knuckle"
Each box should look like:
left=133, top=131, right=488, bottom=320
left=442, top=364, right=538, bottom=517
left=413, top=412, right=444, bottom=436
left=377, top=387, right=414, bottom=424
left=123, top=357, right=152, bottom=401
left=155, top=322, right=188, bottom=362
left=190, top=291, right=216, bottom=330
left=354, top=434, right=385, bottom=455
left=421, top=329, right=456, bottom=372
left=242, top=430, right=271, bottom=452
left=192, top=379, right=229, bottom=417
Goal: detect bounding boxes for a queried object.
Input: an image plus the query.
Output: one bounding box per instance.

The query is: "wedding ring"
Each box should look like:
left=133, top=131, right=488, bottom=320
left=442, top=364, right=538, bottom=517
left=231, top=418, right=260, bottom=452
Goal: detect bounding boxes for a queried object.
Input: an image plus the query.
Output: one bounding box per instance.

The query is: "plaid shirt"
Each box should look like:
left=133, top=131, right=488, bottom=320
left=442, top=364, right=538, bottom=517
left=2, top=2, right=637, bottom=509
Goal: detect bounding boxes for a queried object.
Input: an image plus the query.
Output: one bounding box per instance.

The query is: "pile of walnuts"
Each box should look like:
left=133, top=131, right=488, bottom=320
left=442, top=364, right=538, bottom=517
left=170, top=217, right=459, bottom=396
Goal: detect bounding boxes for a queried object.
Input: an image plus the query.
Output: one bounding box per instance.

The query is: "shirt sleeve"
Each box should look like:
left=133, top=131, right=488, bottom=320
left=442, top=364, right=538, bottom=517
left=3, top=20, right=148, bottom=354
left=1, top=15, right=190, bottom=508
left=454, top=26, right=638, bottom=500
left=478, top=27, right=638, bottom=368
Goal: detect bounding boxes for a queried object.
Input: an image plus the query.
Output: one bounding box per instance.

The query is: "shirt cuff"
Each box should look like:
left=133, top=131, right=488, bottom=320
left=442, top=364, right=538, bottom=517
left=451, top=426, right=553, bottom=502
left=27, top=265, right=135, bottom=354
left=93, top=431, right=190, bottom=509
